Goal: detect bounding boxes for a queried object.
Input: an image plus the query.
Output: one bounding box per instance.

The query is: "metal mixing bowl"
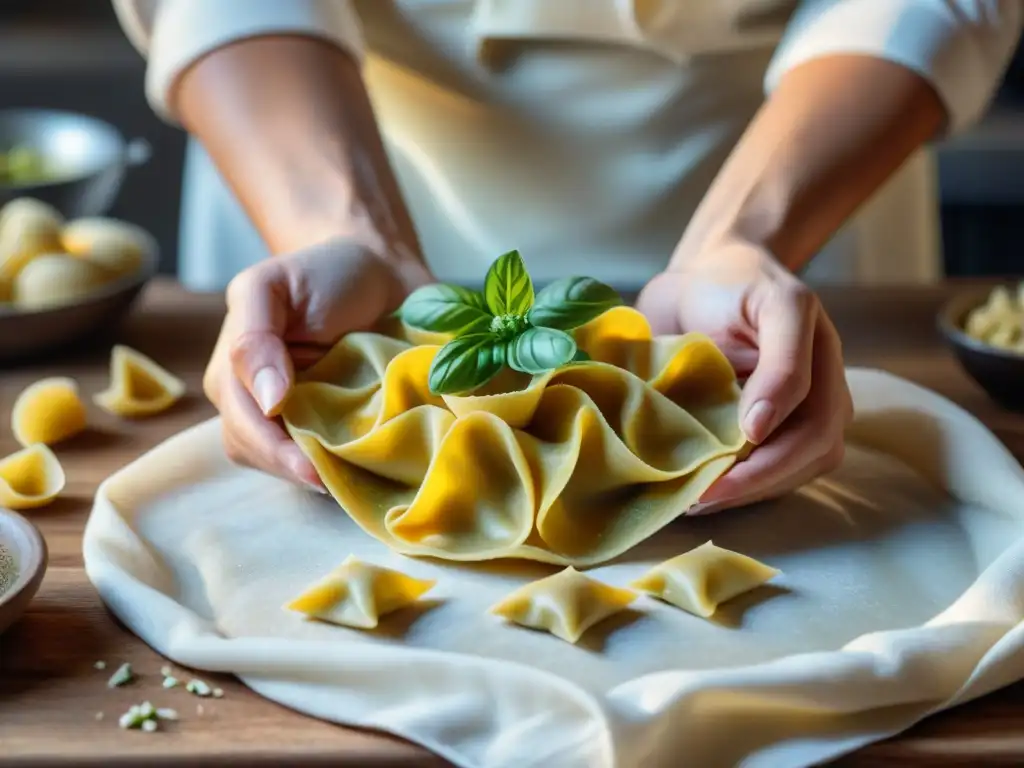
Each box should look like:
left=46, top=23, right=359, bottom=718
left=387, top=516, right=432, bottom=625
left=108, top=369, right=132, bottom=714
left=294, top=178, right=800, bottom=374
left=0, top=108, right=150, bottom=216
left=0, top=108, right=156, bottom=363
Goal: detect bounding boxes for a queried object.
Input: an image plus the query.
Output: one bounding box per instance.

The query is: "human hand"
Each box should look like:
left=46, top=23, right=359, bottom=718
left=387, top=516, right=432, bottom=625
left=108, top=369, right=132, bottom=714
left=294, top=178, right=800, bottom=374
left=635, top=240, right=853, bottom=514
left=203, top=238, right=433, bottom=490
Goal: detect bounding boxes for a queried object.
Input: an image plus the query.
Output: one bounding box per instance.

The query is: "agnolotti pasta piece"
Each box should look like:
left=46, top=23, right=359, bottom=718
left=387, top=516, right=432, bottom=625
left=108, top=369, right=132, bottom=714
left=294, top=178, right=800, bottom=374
left=94, top=345, right=186, bottom=417
left=0, top=443, right=66, bottom=510
left=490, top=567, right=637, bottom=644
left=630, top=541, right=780, bottom=618
left=11, top=377, right=87, bottom=447
left=62, top=217, right=153, bottom=278
left=285, top=555, right=436, bottom=629
left=13, top=254, right=113, bottom=310
left=0, top=198, right=63, bottom=280
left=282, top=306, right=748, bottom=566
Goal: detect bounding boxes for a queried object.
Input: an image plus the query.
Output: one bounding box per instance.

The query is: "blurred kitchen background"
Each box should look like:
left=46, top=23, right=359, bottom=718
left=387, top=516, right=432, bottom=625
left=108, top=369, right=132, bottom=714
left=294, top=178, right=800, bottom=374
left=3, top=1, right=1024, bottom=278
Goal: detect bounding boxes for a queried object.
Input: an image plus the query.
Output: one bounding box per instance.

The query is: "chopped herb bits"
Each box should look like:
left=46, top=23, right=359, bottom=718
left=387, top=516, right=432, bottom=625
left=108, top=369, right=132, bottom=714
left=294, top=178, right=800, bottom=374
left=117, top=701, right=178, bottom=732
left=93, top=660, right=106, bottom=670
left=107, top=662, right=134, bottom=688
left=185, top=678, right=212, bottom=697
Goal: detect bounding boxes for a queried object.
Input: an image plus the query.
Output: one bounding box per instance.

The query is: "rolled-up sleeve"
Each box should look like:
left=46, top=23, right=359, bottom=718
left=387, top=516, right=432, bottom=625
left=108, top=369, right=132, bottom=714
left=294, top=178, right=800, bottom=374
left=112, top=0, right=365, bottom=121
left=765, top=0, right=1023, bottom=135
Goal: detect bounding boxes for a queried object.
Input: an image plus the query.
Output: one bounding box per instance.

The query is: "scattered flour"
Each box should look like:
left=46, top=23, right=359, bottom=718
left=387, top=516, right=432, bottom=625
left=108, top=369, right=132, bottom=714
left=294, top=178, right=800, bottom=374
left=0, top=539, right=17, bottom=597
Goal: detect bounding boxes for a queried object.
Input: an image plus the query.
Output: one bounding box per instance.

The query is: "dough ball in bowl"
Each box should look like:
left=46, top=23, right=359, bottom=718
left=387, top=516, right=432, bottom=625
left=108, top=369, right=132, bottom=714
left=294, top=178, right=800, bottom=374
left=62, top=217, right=153, bottom=279
left=13, top=253, right=113, bottom=311
left=0, top=198, right=64, bottom=280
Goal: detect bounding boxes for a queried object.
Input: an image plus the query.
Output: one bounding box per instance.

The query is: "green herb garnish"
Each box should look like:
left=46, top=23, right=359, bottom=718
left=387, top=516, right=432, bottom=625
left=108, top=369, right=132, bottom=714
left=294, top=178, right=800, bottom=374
left=107, top=662, right=134, bottom=688
left=396, top=250, right=622, bottom=395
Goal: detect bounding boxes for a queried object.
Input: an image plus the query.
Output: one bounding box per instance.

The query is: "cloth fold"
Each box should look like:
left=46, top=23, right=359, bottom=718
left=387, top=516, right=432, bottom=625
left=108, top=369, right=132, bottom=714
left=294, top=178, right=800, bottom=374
left=84, top=368, right=1024, bottom=768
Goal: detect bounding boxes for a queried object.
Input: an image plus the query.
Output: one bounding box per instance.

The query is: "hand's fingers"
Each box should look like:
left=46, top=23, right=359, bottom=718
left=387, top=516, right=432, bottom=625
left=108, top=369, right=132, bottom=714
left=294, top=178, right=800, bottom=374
left=635, top=271, right=683, bottom=335
left=288, top=343, right=331, bottom=371
left=690, top=445, right=842, bottom=516
left=220, top=376, right=326, bottom=492
left=740, top=282, right=818, bottom=444
left=698, top=412, right=838, bottom=507
left=224, top=267, right=295, bottom=417
left=818, top=311, right=855, bottom=428
left=701, top=317, right=846, bottom=506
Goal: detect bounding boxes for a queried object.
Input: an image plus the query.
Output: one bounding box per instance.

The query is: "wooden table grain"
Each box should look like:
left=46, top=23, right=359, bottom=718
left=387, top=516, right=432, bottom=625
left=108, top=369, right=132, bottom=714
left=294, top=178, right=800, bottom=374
left=1, top=278, right=1023, bottom=767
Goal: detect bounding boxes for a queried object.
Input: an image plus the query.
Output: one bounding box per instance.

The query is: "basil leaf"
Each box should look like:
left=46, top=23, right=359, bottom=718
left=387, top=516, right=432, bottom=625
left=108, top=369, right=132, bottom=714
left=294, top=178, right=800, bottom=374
left=571, top=348, right=591, bottom=363
left=527, top=276, right=623, bottom=331
left=506, top=326, right=577, bottom=375
left=428, top=334, right=507, bottom=395
left=397, top=283, right=491, bottom=334
left=484, top=250, right=534, bottom=316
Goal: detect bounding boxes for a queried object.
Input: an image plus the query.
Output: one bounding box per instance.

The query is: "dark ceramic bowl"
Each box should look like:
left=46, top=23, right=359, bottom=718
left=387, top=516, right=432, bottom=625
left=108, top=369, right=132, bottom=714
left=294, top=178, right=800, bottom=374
left=938, top=286, right=1024, bottom=411
left=0, top=244, right=158, bottom=364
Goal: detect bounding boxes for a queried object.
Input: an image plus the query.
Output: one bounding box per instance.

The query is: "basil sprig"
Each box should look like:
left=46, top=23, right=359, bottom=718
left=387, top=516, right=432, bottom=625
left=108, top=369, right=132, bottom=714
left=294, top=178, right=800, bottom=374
left=396, top=250, right=622, bottom=395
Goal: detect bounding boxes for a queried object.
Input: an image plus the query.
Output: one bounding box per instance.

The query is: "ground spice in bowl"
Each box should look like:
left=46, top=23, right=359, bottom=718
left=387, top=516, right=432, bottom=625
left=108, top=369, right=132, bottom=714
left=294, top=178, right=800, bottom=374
left=0, top=539, right=16, bottom=597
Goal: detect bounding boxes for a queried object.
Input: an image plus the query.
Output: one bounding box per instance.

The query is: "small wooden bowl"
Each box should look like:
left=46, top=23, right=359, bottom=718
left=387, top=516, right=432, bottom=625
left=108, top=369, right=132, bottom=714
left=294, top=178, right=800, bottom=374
left=938, top=286, right=1024, bottom=411
left=0, top=508, right=47, bottom=636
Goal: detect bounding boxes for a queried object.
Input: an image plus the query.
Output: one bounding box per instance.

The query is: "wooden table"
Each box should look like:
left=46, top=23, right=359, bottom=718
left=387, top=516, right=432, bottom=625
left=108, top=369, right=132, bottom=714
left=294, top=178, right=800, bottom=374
left=1, top=279, right=1023, bottom=767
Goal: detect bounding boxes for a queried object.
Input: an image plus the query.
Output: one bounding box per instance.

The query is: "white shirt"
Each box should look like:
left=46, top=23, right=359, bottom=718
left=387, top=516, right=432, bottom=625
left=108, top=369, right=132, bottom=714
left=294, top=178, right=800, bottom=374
left=112, top=0, right=1021, bottom=291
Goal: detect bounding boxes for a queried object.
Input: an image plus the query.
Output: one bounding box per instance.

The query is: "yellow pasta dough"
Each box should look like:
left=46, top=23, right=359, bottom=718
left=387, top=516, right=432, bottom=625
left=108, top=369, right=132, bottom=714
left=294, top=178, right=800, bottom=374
left=93, top=345, right=186, bottom=417
left=62, top=217, right=151, bottom=278
left=0, top=197, right=63, bottom=280
left=0, top=443, right=66, bottom=510
left=285, top=555, right=436, bottom=629
left=489, top=567, right=637, bottom=644
left=10, top=376, right=87, bottom=447
left=282, top=306, right=746, bottom=566
left=630, top=541, right=780, bottom=618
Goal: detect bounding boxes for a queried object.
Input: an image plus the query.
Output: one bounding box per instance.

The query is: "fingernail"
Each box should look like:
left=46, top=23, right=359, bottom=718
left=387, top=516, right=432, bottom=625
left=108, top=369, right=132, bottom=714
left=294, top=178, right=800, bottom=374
left=742, top=400, right=775, bottom=444
left=284, top=449, right=327, bottom=494
left=253, top=368, right=286, bottom=416
left=688, top=502, right=714, bottom=516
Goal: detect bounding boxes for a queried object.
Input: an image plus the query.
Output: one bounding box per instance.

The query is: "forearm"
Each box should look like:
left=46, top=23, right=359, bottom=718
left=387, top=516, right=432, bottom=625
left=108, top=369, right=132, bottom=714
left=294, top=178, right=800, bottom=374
left=671, top=54, right=946, bottom=272
left=174, top=35, right=424, bottom=274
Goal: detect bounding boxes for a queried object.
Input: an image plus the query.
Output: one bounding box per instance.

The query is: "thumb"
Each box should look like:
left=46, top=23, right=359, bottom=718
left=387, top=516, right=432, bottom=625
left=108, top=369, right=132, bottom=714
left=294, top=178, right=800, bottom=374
left=739, top=286, right=817, bottom=444
left=225, top=267, right=295, bottom=418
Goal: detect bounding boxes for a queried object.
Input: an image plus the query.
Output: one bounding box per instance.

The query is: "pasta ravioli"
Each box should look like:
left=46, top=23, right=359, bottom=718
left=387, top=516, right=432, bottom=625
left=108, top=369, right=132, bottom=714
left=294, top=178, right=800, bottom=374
left=282, top=306, right=746, bottom=565
left=489, top=567, right=637, bottom=643
left=94, top=345, right=186, bottom=417
left=11, top=376, right=87, bottom=447
left=285, top=555, right=436, bottom=629
left=631, top=541, right=780, bottom=618
left=0, top=443, right=65, bottom=510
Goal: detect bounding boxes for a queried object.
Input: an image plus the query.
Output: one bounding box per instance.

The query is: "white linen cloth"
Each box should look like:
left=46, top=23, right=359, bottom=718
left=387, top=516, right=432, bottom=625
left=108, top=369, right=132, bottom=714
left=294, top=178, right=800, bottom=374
left=83, top=368, right=1024, bottom=768
left=111, top=1, right=1022, bottom=290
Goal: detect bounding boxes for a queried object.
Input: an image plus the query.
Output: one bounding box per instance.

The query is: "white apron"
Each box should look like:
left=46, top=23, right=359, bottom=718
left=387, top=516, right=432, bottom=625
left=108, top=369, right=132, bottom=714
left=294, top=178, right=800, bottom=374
left=175, top=0, right=941, bottom=292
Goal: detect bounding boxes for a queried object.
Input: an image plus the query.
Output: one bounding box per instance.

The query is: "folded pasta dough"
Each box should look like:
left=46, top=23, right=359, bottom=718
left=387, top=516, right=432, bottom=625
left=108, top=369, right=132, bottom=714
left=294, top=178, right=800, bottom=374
left=489, top=567, right=638, bottom=644
left=630, top=541, right=780, bottom=618
left=283, top=306, right=747, bottom=565
left=285, top=555, right=436, bottom=629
